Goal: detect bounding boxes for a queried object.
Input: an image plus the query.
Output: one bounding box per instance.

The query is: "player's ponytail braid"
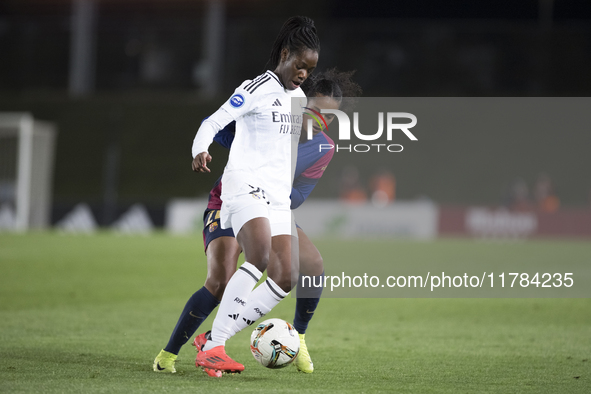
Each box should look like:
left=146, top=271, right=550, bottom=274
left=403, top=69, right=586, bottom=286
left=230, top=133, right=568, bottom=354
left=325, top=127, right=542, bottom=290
left=267, top=16, right=320, bottom=70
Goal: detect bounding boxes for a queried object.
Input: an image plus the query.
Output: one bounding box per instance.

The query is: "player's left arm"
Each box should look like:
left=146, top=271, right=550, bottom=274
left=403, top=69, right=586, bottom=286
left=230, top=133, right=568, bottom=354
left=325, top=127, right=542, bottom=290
left=213, top=121, right=236, bottom=149
left=290, top=144, right=335, bottom=209
left=291, top=176, right=319, bottom=210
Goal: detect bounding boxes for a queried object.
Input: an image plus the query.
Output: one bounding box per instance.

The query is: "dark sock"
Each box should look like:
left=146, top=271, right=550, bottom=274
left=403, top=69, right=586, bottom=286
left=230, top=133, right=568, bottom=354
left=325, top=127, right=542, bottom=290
left=293, top=272, right=324, bottom=334
left=164, top=286, right=219, bottom=355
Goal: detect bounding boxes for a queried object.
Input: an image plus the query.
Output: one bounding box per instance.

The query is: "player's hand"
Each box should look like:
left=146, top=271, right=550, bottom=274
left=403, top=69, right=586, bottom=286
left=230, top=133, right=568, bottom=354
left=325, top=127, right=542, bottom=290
left=192, top=152, right=212, bottom=173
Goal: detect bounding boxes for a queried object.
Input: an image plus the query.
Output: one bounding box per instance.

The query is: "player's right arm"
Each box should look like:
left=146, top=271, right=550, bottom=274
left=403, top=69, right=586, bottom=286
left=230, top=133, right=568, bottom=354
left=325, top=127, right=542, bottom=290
left=191, top=109, right=233, bottom=173
left=191, top=80, right=258, bottom=172
left=192, top=119, right=236, bottom=172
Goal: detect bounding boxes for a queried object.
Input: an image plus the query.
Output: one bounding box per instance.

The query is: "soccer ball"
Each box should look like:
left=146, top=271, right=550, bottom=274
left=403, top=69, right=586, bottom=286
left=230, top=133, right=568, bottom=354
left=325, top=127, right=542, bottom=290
left=250, top=318, right=300, bottom=368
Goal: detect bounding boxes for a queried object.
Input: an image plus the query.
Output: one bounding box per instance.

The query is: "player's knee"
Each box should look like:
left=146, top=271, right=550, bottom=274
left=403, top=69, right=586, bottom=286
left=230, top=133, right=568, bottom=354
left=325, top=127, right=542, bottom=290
left=275, top=278, right=292, bottom=293
left=299, top=252, right=324, bottom=276
left=241, top=238, right=270, bottom=272
left=311, top=255, right=323, bottom=272
left=205, top=275, right=231, bottom=300
left=204, top=280, right=224, bottom=300
left=271, top=271, right=294, bottom=293
left=246, top=254, right=269, bottom=272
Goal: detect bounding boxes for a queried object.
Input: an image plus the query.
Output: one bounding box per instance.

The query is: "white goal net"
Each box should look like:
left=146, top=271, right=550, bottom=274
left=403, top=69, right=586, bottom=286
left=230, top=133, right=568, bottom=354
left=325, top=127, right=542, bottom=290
left=0, top=113, right=57, bottom=231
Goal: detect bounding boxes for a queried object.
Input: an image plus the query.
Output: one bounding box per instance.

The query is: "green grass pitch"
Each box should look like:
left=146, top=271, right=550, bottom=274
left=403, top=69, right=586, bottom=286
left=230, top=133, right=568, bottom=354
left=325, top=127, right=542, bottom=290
left=0, top=232, right=589, bottom=393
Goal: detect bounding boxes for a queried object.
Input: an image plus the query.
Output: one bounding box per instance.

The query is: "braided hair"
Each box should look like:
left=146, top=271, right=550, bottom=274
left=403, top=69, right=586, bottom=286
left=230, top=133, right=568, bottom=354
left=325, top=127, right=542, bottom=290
left=301, top=68, right=363, bottom=111
left=267, top=16, right=321, bottom=71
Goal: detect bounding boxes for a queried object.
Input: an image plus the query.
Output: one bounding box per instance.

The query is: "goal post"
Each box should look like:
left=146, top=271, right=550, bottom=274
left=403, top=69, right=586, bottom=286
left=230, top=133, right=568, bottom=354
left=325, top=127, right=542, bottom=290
left=0, top=113, right=57, bottom=231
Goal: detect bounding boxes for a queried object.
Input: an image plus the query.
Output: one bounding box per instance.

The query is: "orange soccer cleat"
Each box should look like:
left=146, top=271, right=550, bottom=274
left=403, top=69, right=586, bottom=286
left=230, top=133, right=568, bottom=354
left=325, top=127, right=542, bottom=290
left=202, top=367, right=223, bottom=378
left=196, top=345, right=245, bottom=373
left=192, top=331, right=210, bottom=352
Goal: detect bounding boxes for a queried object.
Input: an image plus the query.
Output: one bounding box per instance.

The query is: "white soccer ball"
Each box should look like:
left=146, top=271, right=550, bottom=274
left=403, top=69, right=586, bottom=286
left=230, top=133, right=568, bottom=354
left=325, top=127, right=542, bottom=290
left=250, top=318, right=300, bottom=369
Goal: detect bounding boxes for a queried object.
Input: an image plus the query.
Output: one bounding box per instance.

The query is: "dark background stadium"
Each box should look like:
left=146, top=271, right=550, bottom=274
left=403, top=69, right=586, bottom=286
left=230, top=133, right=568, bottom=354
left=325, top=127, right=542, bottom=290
left=1, top=0, right=590, bottom=225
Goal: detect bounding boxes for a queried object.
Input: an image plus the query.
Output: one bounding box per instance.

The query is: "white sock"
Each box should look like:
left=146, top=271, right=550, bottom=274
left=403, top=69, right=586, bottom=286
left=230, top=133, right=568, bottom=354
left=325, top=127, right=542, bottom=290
left=204, top=262, right=262, bottom=350
left=229, top=278, right=288, bottom=337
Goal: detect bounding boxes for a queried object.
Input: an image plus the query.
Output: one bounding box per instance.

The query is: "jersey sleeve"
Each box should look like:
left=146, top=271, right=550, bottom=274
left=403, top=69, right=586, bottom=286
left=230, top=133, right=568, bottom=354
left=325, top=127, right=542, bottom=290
left=290, top=177, right=319, bottom=209
left=191, top=78, right=262, bottom=157
left=218, top=79, right=264, bottom=120
left=192, top=108, right=234, bottom=157
left=291, top=139, right=335, bottom=209
left=300, top=144, right=334, bottom=180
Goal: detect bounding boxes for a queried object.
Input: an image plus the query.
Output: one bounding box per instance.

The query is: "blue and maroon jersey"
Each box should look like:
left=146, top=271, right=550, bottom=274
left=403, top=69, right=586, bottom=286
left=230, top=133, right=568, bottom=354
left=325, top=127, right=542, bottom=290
left=206, top=177, right=223, bottom=210
left=290, top=131, right=334, bottom=209
left=205, top=122, right=334, bottom=210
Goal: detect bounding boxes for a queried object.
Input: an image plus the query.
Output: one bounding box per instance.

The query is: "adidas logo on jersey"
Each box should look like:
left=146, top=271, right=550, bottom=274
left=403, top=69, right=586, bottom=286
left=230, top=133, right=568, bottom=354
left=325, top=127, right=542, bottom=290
left=272, top=99, right=282, bottom=106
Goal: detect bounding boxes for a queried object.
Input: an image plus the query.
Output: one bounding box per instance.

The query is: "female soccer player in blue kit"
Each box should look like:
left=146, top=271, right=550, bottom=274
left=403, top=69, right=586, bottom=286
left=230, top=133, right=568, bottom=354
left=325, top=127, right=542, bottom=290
left=154, top=69, right=361, bottom=376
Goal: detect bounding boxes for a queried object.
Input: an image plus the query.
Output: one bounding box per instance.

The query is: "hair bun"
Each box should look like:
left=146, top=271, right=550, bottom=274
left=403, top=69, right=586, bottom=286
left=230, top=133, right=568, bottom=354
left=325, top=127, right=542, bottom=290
left=296, top=16, right=315, bottom=30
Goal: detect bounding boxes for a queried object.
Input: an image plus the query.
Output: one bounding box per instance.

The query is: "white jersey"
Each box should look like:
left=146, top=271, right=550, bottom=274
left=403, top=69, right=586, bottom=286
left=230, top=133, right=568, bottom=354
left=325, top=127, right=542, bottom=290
left=193, top=70, right=306, bottom=209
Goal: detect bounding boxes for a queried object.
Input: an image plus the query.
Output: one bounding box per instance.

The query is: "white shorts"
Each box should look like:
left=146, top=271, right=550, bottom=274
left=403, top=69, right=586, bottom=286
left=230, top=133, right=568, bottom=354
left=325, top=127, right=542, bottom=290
left=220, top=182, right=296, bottom=238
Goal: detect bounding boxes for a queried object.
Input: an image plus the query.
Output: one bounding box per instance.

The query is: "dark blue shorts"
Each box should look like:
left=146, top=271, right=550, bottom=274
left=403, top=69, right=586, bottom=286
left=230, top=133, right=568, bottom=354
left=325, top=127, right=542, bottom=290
left=202, top=208, right=235, bottom=252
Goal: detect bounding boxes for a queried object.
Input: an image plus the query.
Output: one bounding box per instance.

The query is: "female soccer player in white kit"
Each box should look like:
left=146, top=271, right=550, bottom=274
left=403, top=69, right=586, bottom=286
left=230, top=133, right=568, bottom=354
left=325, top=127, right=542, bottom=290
left=191, top=16, right=320, bottom=373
